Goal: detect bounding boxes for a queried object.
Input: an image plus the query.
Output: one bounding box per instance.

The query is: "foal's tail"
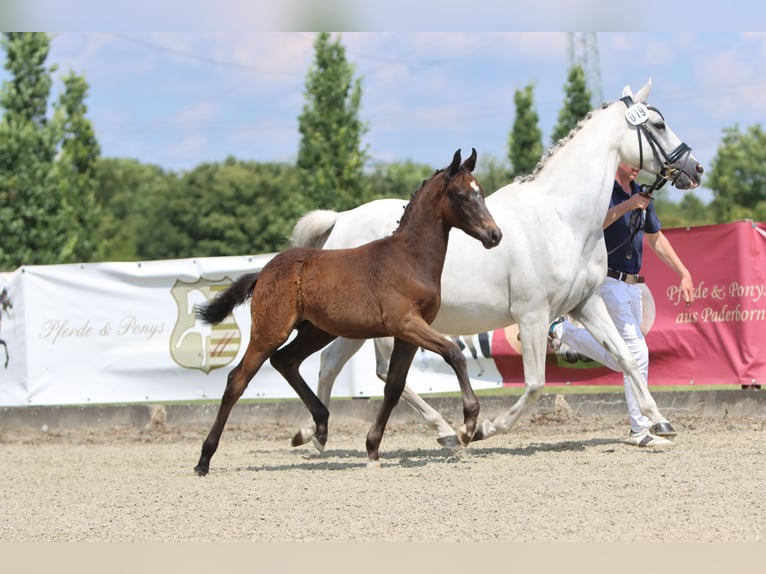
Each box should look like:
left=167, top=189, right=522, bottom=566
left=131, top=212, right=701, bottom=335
left=290, top=209, right=339, bottom=248
left=196, top=272, right=260, bottom=325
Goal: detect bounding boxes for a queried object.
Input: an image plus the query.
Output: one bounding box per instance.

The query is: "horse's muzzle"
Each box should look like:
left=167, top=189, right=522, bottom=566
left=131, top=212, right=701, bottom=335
left=672, top=161, right=704, bottom=190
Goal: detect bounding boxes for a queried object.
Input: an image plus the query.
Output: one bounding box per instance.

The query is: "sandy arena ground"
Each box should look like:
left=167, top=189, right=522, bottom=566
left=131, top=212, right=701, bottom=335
left=1, top=411, right=764, bottom=543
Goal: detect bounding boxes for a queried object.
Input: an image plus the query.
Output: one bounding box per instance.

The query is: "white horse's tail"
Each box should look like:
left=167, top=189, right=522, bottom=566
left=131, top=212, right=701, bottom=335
left=290, top=209, right=339, bottom=248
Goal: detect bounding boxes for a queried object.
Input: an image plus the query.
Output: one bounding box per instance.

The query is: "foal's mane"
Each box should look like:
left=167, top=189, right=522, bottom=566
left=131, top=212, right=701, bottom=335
left=514, top=100, right=612, bottom=184
left=393, top=165, right=448, bottom=233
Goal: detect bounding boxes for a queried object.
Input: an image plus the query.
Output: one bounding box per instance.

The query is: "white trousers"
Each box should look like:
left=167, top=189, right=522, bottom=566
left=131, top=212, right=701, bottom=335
left=559, top=277, right=651, bottom=432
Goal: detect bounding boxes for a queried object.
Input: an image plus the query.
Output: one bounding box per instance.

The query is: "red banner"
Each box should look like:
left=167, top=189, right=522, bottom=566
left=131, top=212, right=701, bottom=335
left=491, top=220, right=766, bottom=387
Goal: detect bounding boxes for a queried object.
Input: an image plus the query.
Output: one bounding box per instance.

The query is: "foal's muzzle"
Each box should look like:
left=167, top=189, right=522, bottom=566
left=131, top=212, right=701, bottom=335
left=481, top=227, right=503, bottom=249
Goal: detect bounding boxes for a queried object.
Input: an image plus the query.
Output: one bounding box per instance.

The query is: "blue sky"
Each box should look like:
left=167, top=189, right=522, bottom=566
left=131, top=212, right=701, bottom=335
left=4, top=30, right=766, bottom=204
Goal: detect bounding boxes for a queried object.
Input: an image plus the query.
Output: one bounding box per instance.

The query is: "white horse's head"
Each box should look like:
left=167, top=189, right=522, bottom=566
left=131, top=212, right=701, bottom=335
left=617, top=78, right=703, bottom=190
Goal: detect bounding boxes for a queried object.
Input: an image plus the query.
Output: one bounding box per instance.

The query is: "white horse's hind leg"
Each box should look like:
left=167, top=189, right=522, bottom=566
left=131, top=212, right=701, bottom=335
left=373, top=337, right=393, bottom=381
left=573, top=295, right=670, bottom=428
left=291, top=337, right=366, bottom=449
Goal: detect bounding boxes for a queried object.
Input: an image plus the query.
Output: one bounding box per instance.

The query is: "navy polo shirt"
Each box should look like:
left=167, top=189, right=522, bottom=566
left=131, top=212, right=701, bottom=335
left=604, top=179, right=661, bottom=275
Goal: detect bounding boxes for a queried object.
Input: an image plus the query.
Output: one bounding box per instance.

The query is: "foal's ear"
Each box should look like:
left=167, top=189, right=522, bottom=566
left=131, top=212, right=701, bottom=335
left=448, top=149, right=462, bottom=177
left=461, top=147, right=477, bottom=172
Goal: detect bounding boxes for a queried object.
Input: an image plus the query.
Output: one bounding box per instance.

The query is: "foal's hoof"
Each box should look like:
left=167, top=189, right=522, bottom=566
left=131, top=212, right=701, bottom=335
left=436, top=434, right=462, bottom=449
left=458, top=425, right=475, bottom=447
left=291, top=427, right=314, bottom=447
left=470, top=419, right=497, bottom=442
left=650, top=421, right=677, bottom=438
left=366, top=459, right=382, bottom=469
left=194, top=464, right=209, bottom=477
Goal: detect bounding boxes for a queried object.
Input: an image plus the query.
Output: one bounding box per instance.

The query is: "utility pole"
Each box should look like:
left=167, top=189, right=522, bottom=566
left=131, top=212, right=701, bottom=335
left=567, top=32, right=603, bottom=108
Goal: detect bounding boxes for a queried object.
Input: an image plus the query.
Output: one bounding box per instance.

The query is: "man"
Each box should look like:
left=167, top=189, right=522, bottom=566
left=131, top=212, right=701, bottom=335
left=549, top=162, right=695, bottom=448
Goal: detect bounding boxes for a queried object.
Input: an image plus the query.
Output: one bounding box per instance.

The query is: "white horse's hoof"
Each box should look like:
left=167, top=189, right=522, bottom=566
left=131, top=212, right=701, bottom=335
left=471, top=419, right=497, bottom=442
left=650, top=421, right=677, bottom=438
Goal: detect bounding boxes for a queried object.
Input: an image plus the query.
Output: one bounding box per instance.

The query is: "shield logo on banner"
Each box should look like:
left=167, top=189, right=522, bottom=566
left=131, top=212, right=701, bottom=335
left=170, top=278, right=241, bottom=373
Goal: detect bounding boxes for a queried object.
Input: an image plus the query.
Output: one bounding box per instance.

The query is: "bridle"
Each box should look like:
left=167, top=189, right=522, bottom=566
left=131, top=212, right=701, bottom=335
left=605, top=96, right=694, bottom=259
left=620, top=95, right=693, bottom=196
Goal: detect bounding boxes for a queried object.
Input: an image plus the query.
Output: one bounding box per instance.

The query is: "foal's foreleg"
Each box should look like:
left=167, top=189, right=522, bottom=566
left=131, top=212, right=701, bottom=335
left=195, top=347, right=269, bottom=476
left=373, top=336, right=459, bottom=447
left=403, top=320, right=479, bottom=446
left=271, top=324, right=337, bottom=452
left=0, top=340, right=8, bottom=368
left=366, top=339, right=418, bottom=467
left=372, top=336, right=458, bottom=444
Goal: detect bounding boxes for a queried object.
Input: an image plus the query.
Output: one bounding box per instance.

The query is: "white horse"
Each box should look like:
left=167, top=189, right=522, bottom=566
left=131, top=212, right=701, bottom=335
left=290, top=78, right=703, bottom=448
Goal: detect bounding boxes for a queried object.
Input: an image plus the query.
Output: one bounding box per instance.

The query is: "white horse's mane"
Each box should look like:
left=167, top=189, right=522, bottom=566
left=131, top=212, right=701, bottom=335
left=514, top=101, right=611, bottom=184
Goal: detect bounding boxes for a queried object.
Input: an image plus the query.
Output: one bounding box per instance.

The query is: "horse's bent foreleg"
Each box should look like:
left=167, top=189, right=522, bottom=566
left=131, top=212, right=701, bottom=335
left=292, top=336, right=366, bottom=448
left=366, top=339, right=418, bottom=467
left=195, top=347, right=269, bottom=476
left=272, top=324, right=337, bottom=452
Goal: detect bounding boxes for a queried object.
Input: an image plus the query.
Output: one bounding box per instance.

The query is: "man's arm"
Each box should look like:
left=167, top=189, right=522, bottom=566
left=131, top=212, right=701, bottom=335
left=645, top=230, right=694, bottom=306
left=602, top=193, right=651, bottom=229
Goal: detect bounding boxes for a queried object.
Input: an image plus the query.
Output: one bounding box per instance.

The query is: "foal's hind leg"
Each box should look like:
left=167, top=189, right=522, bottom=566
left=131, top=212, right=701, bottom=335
left=292, top=336, right=366, bottom=447
left=271, top=323, right=337, bottom=452
left=366, top=339, right=418, bottom=467
left=195, top=344, right=270, bottom=476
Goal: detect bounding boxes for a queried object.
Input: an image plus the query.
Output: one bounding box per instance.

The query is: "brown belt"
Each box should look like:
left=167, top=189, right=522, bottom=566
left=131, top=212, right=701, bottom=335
left=607, top=269, right=645, bottom=284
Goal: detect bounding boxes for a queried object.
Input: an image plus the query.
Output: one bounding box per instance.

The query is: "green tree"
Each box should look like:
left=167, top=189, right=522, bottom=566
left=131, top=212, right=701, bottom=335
left=94, top=158, right=176, bottom=261
left=474, top=153, right=509, bottom=195
left=707, top=124, right=766, bottom=223
left=508, top=84, right=543, bottom=179
left=53, top=71, right=103, bottom=262
left=297, top=32, right=369, bottom=211
left=551, top=65, right=592, bottom=145
left=0, top=32, right=63, bottom=269
left=364, top=159, right=433, bottom=202
left=0, top=33, right=103, bottom=268
left=139, top=159, right=303, bottom=260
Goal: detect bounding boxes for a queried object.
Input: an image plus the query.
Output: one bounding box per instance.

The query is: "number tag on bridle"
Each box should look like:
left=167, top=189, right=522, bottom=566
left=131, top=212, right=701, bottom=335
left=625, top=103, right=649, bottom=126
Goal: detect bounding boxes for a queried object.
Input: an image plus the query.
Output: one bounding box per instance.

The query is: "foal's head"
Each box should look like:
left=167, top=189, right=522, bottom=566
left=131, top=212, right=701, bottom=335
left=437, top=148, right=502, bottom=249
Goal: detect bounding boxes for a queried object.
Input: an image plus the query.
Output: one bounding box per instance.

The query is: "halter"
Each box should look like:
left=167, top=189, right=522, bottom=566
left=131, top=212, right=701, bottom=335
left=620, top=95, right=693, bottom=196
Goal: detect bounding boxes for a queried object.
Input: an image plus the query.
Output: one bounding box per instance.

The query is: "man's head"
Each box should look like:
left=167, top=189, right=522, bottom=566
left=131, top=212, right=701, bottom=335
left=617, top=162, right=640, bottom=182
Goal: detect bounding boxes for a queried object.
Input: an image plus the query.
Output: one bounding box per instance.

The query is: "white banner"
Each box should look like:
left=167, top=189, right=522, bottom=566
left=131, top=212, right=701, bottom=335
left=0, top=256, right=501, bottom=406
